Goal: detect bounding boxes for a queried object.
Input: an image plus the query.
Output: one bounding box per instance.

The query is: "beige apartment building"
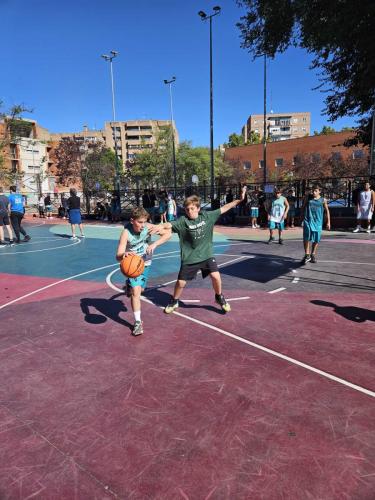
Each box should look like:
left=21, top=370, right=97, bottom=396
left=242, top=112, right=311, bottom=142
left=51, top=119, right=178, bottom=167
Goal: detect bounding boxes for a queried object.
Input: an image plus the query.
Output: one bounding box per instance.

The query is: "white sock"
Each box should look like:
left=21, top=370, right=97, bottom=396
left=134, top=310, right=141, bottom=322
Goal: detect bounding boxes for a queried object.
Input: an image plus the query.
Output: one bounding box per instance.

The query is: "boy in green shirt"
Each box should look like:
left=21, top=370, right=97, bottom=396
left=151, top=186, right=247, bottom=314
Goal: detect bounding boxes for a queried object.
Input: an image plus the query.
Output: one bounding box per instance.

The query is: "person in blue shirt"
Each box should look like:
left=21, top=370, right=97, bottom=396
left=300, top=184, right=331, bottom=264
left=8, top=186, right=30, bottom=243
left=0, top=186, right=14, bottom=246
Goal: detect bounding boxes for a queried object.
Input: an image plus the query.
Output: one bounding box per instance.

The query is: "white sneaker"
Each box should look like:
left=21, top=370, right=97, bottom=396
left=70, top=235, right=78, bottom=240
left=80, top=234, right=85, bottom=238
left=252, top=225, right=256, bottom=229
left=353, top=227, right=361, bottom=233
left=366, top=229, right=371, bottom=234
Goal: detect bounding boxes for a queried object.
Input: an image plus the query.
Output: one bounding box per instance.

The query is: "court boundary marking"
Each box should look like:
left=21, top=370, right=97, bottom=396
left=1, top=243, right=374, bottom=399
left=0, top=243, right=251, bottom=310
left=0, top=238, right=81, bottom=255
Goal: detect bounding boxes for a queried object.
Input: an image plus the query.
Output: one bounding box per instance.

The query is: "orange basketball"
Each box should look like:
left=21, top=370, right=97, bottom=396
left=120, top=254, right=145, bottom=278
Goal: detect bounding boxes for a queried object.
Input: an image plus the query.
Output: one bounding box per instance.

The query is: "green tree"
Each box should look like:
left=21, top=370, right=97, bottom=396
left=248, top=130, right=261, bottom=144
left=225, top=132, right=245, bottom=148
left=82, top=145, right=116, bottom=192
left=313, top=125, right=336, bottom=135
left=237, top=0, right=375, bottom=145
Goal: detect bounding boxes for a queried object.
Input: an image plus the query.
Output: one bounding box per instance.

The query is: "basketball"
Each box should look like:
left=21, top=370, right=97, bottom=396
left=120, top=254, right=145, bottom=278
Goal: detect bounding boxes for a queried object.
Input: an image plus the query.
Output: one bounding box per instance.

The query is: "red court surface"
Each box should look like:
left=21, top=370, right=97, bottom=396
left=0, top=220, right=374, bottom=499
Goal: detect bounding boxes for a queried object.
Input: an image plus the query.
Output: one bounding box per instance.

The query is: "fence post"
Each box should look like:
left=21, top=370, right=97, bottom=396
left=203, top=181, right=207, bottom=203
left=347, top=180, right=352, bottom=207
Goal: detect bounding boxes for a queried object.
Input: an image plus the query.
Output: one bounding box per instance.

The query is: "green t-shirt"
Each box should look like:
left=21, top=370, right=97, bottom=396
left=171, top=209, right=221, bottom=264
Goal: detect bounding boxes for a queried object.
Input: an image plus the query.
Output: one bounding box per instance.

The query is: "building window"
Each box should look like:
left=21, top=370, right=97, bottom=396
left=302, top=127, right=307, bottom=132
left=254, top=129, right=259, bottom=133
left=259, top=160, right=264, bottom=168
left=292, top=156, right=298, bottom=166
left=275, top=158, right=283, bottom=167
left=302, top=117, right=307, bottom=122
left=332, top=152, right=342, bottom=161
left=254, top=120, right=258, bottom=124
left=140, top=126, right=152, bottom=130
left=243, top=161, right=251, bottom=170
left=352, top=149, right=364, bottom=159
left=293, top=118, right=298, bottom=123
left=311, top=152, right=321, bottom=162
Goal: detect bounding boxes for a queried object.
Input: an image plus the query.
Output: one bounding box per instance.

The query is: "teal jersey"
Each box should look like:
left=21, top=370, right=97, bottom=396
left=125, top=223, right=151, bottom=264
left=304, top=197, right=324, bottom=231
left=269, top=196, right=286, bottom=223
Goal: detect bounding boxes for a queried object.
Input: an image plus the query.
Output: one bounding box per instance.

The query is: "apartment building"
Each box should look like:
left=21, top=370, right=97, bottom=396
left=51, top=119, right=179, bottom=167
left=103, top=119, right=179, bottom=163
left=242, top=112, right=311, bottom=142
left=0, top=119, right=54, bottom=202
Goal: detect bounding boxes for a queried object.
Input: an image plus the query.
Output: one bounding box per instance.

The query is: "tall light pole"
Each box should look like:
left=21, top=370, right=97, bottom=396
left=263, top=53, right=267, bottom=186
left=370, top=107, right=375, bottom=177
left=101, top=50, right=120, bottom=193
left=164, top=76, right=177, bottom=195
left=198, top=6, right=221, bottom=204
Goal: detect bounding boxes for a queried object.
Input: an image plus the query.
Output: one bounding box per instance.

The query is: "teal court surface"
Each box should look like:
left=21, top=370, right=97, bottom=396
left=0, top=218, right=374, bottom=499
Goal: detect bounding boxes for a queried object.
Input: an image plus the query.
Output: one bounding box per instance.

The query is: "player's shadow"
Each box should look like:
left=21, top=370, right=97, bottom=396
left=311, top=300, right=375, bottom=323
left=145, top=288, right=225, bottom=314
left=80, top=294, right=131, bottom=327
left=220, top=252, right=300, bottom=283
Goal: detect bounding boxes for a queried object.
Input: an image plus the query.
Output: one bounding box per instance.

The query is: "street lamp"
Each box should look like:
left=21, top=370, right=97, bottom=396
left=198, top=5, right=221, bottom=204
left=164, top=76, right=177, bottom=195
left=263, top=54, right=267, bottom=186
left=101, top=50, right=120, bottom=193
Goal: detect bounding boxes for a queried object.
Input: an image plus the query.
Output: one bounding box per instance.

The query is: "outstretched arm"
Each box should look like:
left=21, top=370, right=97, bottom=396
left=220, top=185, right=247, bottom=215
left=146, top=229, right=172, bottom=254
left=147, top=222, right=172, bottom=235
left=283, top=198, right=290, bottom=219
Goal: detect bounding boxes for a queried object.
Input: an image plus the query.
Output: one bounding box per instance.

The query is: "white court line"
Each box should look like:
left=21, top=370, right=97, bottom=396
left=268, top=287, right=286, bottom=294
left=292, top=277, right=300, bottom=284
left=0, top=262, right=118, bottom=310
left=182, top=299, right=201, bottom=303
left=0, top=239, right=81, bottom=255
left=227, top=296, right=250, bottom=302
left=139, top=297, right=375, bottom=399
left=0, top=244, right=251, bottom=309
left=318, top=260, right=375, bottom=266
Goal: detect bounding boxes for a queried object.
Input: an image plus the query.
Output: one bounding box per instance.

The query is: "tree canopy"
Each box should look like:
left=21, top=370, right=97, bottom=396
left=236, top=0, right=375, bottom=145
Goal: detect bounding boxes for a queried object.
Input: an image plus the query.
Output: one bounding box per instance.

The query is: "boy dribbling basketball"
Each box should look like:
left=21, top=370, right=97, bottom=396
left=116, top=207, right=170, bottom=336
left=150, top=186, right=247, bottom=314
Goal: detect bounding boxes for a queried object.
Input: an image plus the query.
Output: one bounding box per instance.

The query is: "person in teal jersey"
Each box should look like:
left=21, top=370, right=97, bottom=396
left=150, top=186, right=247, bottom=314
left=267, top=188, right=289, bottom=245
left=116, top=207, right=170, bottom=336
left=300, top=184, right=331, bottom=264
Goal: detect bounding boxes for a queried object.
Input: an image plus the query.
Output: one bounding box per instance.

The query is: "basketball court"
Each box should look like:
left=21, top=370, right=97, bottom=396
left=1, top=218, right=374, bottom=499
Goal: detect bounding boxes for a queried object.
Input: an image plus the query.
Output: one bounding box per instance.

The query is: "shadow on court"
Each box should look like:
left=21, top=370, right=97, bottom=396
left=80, top=294, right=131, bottom=327
left=311, top=300, right=375, bottom=323
left=220, top=252, right=300, bottom=283
left=145, top=288, right=225, bottom=314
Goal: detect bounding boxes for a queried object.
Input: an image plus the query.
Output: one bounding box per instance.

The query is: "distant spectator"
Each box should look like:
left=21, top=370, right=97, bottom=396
left=286, top=189, right=297, bottom=228
left=166, top=193, right=177, bottom=222
left=44, top=194, right=53, bottom=219
left=158, top=190, right=167, bottom=223
left=249, top=188, right=260, bottom=228
left=8, top=185, right=30, bottom=244
left=67, top=188, right=85, bottom=239
left=38, top=195, right=45, bottom=218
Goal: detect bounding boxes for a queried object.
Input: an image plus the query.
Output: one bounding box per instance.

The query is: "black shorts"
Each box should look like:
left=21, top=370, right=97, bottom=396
left=0, top=211, right=10, bottom=226
left=178, top=257, right=219, bottom=281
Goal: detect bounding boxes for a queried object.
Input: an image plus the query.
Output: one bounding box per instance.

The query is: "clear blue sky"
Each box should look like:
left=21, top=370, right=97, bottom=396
left=2, top=0, right=358, bottom=147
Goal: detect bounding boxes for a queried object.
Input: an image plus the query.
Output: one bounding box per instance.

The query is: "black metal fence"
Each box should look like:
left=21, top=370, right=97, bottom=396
left=21, top=176, right=370, bottom=217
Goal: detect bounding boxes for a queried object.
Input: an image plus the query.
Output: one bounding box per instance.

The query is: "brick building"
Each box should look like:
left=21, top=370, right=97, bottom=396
left=242, top=112, right=311, bottom=142
left=224, top=131, right=368, bottom=181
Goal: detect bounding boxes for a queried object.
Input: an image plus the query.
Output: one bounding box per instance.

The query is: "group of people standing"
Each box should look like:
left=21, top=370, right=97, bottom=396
left=142, top=189, right=177, bottom=224
left=0, top=185, right=31, bottom=246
